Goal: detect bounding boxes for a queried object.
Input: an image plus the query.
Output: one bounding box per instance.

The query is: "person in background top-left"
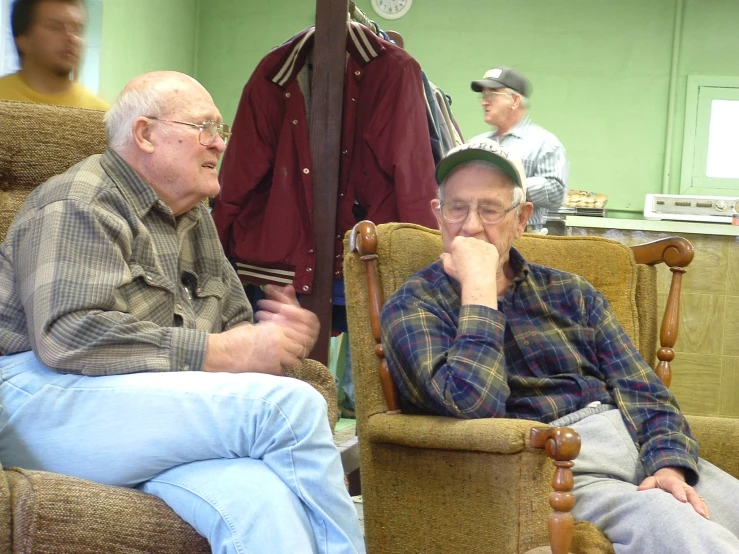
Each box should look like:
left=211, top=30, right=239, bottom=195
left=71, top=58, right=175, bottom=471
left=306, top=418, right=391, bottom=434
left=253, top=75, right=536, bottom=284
left=0, top=0, right=108, bottom=109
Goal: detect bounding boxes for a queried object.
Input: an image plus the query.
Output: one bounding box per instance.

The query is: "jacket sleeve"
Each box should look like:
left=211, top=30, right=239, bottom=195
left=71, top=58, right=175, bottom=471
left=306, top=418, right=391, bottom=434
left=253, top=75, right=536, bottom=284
left=212, top=70, right=281, bottom=257
left=365, top=57, right=438, bottom=229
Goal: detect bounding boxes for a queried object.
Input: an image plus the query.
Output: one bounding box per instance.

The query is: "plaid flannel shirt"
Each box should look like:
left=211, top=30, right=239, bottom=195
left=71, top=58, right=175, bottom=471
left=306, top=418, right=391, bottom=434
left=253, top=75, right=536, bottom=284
left=380, top=248, right=699, bottom=482
left=0, top=149, right=252, bottom=375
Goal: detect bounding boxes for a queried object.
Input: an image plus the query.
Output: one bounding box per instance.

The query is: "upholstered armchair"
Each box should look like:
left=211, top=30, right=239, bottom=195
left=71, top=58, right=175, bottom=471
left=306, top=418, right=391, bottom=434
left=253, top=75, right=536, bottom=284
left=343, top=221, right=739, bottom=554
left=0, top=100, right=339, bottom=552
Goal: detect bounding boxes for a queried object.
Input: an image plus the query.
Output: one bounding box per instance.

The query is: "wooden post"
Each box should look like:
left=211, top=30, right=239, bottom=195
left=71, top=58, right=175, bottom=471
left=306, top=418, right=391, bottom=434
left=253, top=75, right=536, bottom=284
left=302, top=0, right=347, bottom=364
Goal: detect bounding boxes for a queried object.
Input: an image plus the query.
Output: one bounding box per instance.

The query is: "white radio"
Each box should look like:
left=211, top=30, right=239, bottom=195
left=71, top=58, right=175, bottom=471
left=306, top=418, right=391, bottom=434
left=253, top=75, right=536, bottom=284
left=643, top=193, right=739, bottom=223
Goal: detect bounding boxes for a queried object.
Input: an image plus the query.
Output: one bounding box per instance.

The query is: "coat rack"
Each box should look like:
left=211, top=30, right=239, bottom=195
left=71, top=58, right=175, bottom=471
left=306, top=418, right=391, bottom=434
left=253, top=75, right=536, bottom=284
left=301, top=0, right=349, bottom=365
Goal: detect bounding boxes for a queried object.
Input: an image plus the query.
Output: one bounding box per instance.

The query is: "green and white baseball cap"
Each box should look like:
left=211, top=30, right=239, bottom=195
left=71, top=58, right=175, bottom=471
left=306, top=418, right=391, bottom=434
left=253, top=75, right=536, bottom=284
left=435, top=139, right=527, bottom=196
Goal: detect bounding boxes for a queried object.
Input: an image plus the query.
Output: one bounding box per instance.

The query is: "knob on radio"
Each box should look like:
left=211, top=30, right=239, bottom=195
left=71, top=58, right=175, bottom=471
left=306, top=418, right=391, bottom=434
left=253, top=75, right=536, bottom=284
left=715, top=200, right=728, bottom=211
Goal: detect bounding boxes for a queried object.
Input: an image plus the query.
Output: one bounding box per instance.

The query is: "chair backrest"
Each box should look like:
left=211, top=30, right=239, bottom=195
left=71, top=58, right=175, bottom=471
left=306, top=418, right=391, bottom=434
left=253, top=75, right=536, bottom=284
left=344, top=222, right=658, bottom=424
left=0, top=101, right=107, bottom=243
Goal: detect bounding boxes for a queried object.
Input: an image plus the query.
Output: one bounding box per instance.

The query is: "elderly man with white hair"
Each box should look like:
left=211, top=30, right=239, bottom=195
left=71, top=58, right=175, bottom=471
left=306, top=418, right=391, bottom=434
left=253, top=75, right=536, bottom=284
left=469, top=66, right=568, bottom=230
left=0, top=70, right=365, bottom=554
left=381, top=139, right=739, bottom=553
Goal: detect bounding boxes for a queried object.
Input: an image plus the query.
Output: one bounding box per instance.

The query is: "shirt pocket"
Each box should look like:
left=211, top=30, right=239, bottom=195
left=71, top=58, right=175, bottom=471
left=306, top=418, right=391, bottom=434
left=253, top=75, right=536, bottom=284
left=187, top=273, right=227, bottom=331
left=119, top=264, right=175, bottom=326
left=516, top=324, right=597, bottom=378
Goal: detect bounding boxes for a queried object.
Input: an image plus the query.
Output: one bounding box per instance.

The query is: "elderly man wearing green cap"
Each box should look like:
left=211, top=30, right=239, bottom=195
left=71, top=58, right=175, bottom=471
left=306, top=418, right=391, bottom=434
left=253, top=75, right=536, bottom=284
left=469, top=66, right=568, bottom=230
left=379, top=140, right=739, bottom=553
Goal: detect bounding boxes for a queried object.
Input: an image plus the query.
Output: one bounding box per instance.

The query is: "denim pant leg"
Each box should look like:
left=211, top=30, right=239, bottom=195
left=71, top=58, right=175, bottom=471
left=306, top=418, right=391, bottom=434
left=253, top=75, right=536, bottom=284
left=0, top=351, right=365, bottom=554
left=140, top=457, right=318, bottom=554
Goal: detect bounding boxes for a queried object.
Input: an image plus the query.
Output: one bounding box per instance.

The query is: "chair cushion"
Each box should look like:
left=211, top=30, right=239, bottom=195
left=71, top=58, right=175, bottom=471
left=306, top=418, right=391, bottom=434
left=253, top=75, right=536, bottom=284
left=0, top=464, right=11, bottom=552
left=0, top=101, right=107, bottom=243
left=572, top=521, right=616, bottom=554
left=5, top=467, right=210, bottom=553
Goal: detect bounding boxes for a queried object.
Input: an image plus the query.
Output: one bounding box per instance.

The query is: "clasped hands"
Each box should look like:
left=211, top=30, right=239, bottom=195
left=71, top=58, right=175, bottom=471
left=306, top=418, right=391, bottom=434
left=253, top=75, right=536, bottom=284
left=204, top=284, right=319, bottom=375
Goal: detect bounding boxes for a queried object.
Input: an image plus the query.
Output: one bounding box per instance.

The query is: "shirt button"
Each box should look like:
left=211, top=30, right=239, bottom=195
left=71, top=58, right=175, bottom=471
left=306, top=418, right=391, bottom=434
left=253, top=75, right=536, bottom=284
left=342, top=150, right=348, bottom=154
left=175, top=304, right=182, bottom=311
left=306, top=267, right=312, bottom=273
left=336, top=234, right=341, bottom=239
left=308, top=249, right=314, bottom=254
left=354, top=70, right=360, bottom=76
left=335, top=271, right=340, bottom=276
left=339, top=193, right=344, bottom=197
left=523, top=340, right=530, bottom=346
left=302, top=285, right=309, bottom=292
left=197, top=288, right=202, bottom=295
left=303, top=168, right=310, bottom=174
left=183, top=363, right=190, bottom=371
left=351, top=98, right=356, bottom=102
left=285, top=92, right=291, bottom=98
left=336, top=254, right=341, bottom=259
left=292, top=120, right=298, bottom=125
left=144, top=275, right=152, bottom=283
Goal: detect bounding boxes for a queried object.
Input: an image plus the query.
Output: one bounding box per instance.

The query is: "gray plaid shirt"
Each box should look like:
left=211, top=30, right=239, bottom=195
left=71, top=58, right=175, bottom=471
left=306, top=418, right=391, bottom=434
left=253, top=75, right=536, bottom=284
left=471, top=116, right=568, bottom=226
left=0, top=149, right=252, bottom=375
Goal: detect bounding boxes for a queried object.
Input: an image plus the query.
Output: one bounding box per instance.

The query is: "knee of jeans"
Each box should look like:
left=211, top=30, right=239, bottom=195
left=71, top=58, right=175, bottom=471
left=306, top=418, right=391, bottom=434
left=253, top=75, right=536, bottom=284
left=283, top=379, right=328, bottom=418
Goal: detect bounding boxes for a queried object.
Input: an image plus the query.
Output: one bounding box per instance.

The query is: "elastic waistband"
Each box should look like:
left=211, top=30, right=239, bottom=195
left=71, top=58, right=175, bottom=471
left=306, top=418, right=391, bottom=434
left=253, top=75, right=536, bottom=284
left=549, top=402, right=617, bottom=428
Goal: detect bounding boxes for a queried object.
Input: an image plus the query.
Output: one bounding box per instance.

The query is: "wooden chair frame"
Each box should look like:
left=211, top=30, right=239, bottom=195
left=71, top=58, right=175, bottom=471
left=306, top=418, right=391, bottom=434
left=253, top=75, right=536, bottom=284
left=349, top=220, right=694, bottom=554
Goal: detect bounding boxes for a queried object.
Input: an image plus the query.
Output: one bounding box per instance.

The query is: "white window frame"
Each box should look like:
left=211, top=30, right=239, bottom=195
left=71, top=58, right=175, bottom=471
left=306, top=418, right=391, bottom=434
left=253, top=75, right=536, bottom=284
left=680, top=75, right=739, bottom=195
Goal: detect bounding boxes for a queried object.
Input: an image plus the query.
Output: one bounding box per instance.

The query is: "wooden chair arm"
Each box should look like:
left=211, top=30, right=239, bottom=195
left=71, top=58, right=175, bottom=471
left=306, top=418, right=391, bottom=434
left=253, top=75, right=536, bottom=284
left=350, top=220, right=401, bottom=413
left=630, top=237, right=694, bottom=387
left=530, top=427, right=582, bottom=554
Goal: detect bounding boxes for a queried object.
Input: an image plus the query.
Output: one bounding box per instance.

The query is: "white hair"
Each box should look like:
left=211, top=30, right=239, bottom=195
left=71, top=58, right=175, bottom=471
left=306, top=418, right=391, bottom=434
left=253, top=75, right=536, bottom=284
left=439, top=160, right=525, bottom=210
left=505, top=87, right=530, bottom=109
left=103, top=87, right=167, bottom=152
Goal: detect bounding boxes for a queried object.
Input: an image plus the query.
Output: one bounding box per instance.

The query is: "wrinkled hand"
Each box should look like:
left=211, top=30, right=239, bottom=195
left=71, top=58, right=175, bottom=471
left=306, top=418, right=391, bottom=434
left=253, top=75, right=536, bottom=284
left=254, top=284, right=320, bottom=359
left=637, top=467, right=709, bottom=519
left=205, top=320, right=301, bottom=375
left=440, top=236, right=499, bottom=307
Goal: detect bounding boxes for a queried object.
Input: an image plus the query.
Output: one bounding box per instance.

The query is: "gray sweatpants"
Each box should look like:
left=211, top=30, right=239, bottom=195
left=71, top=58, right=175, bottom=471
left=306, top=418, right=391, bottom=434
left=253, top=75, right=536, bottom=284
left=552, top=406, right=739, bottom=553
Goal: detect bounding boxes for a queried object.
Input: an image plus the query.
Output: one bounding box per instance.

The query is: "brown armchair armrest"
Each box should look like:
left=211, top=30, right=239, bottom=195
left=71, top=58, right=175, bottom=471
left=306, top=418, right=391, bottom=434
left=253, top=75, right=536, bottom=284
left=631, top=237, right=694, bottom=387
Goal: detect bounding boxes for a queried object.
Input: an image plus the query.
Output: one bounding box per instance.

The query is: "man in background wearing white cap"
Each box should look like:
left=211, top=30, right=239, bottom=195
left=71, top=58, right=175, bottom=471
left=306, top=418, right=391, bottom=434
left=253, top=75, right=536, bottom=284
left=470, top=67, right=567, bottom=230
left=380, top=141, right=739, bottom=553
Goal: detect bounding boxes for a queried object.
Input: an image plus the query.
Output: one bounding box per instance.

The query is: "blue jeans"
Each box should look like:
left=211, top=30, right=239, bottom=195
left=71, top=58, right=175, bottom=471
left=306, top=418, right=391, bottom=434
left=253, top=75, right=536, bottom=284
left=0, top=351, right=365, bottom=554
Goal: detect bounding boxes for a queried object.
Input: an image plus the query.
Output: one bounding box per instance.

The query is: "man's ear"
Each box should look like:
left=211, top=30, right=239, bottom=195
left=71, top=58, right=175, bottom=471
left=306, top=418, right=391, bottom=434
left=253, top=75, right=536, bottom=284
left=132, top=117, right=155, bottom=154
left=14, top=36, right=27, bottom=59
left=517, top=201, right=534, bottom=233
left=431, top=198, right=443, bottom=229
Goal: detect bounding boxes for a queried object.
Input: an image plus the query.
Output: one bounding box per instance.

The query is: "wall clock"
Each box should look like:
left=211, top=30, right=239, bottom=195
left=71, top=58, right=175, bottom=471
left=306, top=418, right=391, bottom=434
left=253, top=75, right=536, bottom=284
left=370, top=0, right=413, bottom=20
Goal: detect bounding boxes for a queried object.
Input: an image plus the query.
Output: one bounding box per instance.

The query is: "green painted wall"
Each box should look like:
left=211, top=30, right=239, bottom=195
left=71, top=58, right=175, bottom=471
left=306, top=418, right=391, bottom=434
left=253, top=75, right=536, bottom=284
left=98, top=0, right=199, bottom=102
left=99, top=0, right=739, bottom=215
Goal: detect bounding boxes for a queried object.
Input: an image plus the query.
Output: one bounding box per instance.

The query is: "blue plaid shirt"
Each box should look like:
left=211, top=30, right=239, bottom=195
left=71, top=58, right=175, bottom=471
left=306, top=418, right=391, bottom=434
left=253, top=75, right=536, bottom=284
left=380, top=248, right=699, bottom=482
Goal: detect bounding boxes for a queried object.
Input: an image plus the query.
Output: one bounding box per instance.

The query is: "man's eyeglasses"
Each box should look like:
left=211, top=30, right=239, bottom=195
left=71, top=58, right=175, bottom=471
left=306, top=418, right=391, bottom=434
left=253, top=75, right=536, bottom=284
left=145, top=117, right=231, bottom=146
left=479, top=90, right=508, bottom=102
left=438, top=200, right=521, bottom=225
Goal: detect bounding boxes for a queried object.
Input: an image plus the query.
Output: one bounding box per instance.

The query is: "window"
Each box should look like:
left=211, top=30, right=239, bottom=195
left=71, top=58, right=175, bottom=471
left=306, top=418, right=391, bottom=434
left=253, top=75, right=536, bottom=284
left=0, top=0, right=102, bottom=93
left=680, top=76, right=739, bottom=195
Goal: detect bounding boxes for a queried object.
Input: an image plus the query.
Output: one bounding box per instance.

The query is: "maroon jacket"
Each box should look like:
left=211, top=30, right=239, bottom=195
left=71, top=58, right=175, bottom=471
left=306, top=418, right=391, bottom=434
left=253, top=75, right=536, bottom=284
left=212, top=23, right=437, bottom=295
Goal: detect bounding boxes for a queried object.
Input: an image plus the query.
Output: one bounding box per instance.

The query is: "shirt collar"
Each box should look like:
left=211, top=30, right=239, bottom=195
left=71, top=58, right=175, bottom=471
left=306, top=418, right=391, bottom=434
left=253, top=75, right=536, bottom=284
left=508, top=247, right=530, bottom=285
left=496, top=115, right=532, bottom=139
left=268, top=22, right=386, bottom=88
